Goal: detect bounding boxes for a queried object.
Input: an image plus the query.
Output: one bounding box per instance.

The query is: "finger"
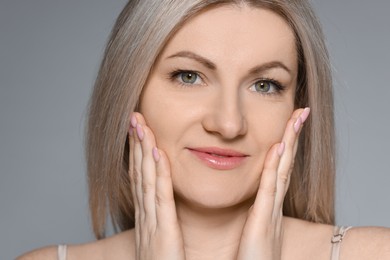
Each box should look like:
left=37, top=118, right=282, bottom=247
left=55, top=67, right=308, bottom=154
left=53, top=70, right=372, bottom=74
left=129, top=115, right=140, bottom=251
left=274, top=108, right=310, bottom=211
left=129, top=125, right=137, bottom=211
left=251, top=143, right=282, bottom=224
left=132, top=114, right=145, bottom=224
left=138, top=123, right=158, bottom=224
left=154, top=149, right=178, bottom=229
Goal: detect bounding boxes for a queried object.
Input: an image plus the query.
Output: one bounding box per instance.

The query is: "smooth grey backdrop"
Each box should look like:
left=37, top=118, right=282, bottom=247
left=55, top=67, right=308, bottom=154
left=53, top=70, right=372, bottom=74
left=1, top=1, right=389, bottom=259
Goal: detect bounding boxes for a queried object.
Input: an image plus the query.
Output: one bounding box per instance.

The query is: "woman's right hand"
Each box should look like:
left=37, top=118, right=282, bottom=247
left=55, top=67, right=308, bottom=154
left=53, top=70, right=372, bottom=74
left=129, top=112, right=186, bottom=260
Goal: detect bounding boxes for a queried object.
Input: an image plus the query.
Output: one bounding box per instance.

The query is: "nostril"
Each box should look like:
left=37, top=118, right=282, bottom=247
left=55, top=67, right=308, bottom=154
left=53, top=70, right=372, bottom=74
left=201, top=98, right=247, bottom=139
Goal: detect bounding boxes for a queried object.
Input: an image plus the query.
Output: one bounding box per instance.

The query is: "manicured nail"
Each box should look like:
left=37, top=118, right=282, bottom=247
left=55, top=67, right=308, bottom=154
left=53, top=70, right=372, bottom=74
left=277, top=142, right=285, bottom=156
left=131, top=114, right=137, bottom=128
left=300, top=107, right=311, bottom=124
left=294, top=117, right=302, bottom=133
left=152, top=147, right=160, bottom=162
left=136, top=124, right=144, bottom=140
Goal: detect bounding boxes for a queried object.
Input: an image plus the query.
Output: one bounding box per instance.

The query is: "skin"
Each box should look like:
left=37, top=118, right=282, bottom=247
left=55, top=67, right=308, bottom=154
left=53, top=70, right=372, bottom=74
left=134, top=5, right=301, bottom=260
left=140, top=5, right=297, bottom=211
left=18, top=5, right=390, bottom=260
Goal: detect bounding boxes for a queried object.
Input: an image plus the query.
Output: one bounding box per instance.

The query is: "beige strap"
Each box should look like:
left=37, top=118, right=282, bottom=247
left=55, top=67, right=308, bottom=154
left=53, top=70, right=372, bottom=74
left=331, top=226, right=352, bottom=260
left=58, top=244, right=67, bottom=260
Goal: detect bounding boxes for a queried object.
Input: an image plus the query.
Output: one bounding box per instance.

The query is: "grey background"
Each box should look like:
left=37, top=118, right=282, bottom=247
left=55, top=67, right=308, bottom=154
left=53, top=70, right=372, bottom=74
left=1, top=1, right=389, bottom=259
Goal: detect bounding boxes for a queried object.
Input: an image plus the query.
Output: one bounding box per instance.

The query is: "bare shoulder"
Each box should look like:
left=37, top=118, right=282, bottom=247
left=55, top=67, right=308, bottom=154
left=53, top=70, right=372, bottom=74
left=282, top=217, right=335, bottom=260
left=17, top=246, right=58, bottom=260
left=17, top=229, right=136, bottom=260
left=341, top=226, right=390, bottom=259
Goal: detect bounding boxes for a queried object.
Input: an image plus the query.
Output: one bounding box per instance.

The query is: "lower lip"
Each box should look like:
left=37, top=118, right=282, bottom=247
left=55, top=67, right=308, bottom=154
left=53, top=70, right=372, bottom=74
left=188, top=149, right=247, bottom=170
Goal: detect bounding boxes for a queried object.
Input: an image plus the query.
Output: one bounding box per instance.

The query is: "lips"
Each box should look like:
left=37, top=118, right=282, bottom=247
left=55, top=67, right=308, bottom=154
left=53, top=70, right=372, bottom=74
left=187, top=147, right=248, bottom=170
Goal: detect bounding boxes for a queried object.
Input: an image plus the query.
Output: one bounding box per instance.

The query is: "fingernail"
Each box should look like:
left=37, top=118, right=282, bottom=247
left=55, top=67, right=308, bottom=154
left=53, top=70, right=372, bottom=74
left=152, top=147, right=160, bottom=162
left=299, top=107, right=311, bottom=124
left=129, top=126, right=133, bottom=136
left=277, top=142, right=285, bottom=156
left=131, top=114, right=137, bottom=128
left=294, top=117, right=302, bottom=133
left=136, top=124, right=144, bottom=140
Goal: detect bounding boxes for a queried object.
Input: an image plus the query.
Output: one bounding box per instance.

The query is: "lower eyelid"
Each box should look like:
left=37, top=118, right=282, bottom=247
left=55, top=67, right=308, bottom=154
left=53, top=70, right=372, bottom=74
left=170, top=72, right=204, bottom=86
left=248, top=80, right=286, bottom=95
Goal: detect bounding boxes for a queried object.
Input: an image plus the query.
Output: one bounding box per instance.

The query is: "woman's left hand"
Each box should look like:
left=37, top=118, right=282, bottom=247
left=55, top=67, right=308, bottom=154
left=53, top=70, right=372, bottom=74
left=236, top=108, right=310, bottom=260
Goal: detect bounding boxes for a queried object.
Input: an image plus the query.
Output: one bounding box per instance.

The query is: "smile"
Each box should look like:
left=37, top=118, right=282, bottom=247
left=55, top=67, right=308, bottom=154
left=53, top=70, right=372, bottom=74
left=187, top=147, right=248, bottom=170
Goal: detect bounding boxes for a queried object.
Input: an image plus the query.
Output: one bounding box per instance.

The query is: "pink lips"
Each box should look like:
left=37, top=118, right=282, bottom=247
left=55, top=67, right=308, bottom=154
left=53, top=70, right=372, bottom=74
left=188, top=147, right=248, bottom=170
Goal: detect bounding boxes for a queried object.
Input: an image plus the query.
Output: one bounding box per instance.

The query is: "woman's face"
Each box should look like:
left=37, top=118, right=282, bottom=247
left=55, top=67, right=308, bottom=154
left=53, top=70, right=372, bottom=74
left=139, top=5, right=298, bottom=208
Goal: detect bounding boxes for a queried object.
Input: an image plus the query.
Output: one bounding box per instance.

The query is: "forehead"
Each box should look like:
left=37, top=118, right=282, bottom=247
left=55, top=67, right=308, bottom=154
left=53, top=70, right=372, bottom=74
left=159, top=5, right=297, bottom=72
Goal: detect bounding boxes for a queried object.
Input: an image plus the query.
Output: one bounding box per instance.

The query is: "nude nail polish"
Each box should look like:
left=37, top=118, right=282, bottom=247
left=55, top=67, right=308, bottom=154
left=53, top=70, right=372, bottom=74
left=136, top=124, right=144, bottom=140
left=294, top=117, right=302, bottom=133
left=300, top=107, right=311, bottom=124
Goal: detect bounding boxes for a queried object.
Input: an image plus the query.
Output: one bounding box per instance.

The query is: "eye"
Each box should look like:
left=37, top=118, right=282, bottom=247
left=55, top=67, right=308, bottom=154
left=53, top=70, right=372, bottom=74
left=249, top=79, right=283, bottom=94
left=177, top=71, right=201, bottom=84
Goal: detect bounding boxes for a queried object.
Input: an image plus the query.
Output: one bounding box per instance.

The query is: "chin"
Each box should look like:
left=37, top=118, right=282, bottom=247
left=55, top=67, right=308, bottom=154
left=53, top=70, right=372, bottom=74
left=172, top=173, right=258, bottom=210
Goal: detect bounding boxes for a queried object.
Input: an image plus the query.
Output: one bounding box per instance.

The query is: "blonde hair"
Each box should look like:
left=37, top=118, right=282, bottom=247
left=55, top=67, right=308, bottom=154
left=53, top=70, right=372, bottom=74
left=86, top=0, right=335, bottom=239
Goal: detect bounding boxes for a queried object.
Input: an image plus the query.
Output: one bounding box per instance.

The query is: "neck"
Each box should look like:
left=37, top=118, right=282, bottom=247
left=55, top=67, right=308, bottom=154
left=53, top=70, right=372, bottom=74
left=175, top=196, right=254, bottom=259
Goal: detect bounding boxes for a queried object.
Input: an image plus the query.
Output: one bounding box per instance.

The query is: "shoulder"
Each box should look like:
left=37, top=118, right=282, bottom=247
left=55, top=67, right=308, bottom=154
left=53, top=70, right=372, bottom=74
left=283, top=217, right=390, bottom=260
left=340, top=226, right=390, bottom=259
left=282, top=217, right=335, bottom=260
left=16, top=246, right=58, bottom=260
left=17, top=229, right=136, bottom=260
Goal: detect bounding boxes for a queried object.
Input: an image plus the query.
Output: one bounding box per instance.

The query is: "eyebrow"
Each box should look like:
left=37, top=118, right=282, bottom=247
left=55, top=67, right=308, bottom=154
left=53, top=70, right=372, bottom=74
left=166, top=50, right=292, bottom=75
left=248, top=61, right=292, bottom=76
left=167, top=51, right=216, bottom=70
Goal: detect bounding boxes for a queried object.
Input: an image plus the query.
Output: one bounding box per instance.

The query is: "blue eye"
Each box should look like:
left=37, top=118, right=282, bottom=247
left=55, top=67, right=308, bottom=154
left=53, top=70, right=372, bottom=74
left=249, top=79, right=283, bottom=94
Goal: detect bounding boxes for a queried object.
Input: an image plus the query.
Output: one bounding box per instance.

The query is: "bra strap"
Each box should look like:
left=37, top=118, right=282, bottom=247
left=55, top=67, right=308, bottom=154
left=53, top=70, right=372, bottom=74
left=331, top=226, right=352, bottom=260
left=58, top=244, right=67, bottom=260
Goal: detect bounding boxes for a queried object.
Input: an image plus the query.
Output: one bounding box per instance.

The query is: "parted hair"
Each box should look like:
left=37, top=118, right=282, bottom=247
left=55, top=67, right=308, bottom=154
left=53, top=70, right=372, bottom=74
left=86, top=0, right=335, bottom=239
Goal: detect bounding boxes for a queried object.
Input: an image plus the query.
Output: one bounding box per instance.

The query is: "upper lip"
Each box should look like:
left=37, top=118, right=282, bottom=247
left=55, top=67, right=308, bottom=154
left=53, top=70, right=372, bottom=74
left=187, top=147, right=249, bottom=157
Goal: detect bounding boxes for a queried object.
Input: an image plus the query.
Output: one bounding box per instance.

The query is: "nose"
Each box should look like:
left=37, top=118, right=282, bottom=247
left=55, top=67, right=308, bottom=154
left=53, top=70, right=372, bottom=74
left=202, top=90, right=247, bottom=139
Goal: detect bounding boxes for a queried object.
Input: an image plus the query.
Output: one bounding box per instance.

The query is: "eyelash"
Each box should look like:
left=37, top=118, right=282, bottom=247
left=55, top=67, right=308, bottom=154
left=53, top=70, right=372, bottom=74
left=253, top=78, right=286, bottom=95
left=167, top=69, right=286, bottom=95
left=168, top=69, right=204, bottom=87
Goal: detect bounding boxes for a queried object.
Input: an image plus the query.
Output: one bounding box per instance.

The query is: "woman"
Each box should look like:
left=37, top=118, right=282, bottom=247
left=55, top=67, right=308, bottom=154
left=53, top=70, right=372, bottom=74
left=19, top=0, right=390, bottom=259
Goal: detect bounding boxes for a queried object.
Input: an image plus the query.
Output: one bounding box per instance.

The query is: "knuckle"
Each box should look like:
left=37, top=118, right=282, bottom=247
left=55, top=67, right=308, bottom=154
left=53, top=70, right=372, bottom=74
left=259, top=185, right=277, bottom=197
left=289, top=162, right=295, bottom=173
left=129, top=171, right=135, bottom=183
left=278, top=172, right=290, bottom=185
left=142, top=182, right=153, bottom=194
left=132, top=170, right=141, bottom=185
left=155, top=194, right=165, bottom=207
left=155, top=193, right=171, bottom=208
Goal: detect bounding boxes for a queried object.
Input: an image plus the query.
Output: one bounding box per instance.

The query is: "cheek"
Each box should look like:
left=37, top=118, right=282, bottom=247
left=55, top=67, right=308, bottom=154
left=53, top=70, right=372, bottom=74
left=249, top=104, right=294, bottom=151
left=140, top=99, right=172, bottom=148
left=139, top=80, right=185, bottom=154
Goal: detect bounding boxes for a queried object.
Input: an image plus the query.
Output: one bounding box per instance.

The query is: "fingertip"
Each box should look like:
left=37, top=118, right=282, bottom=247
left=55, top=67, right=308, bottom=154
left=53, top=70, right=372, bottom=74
left=293, top=117, right=302, bottom=133
left=132, top=112, right=147, bottom=125
left=291, top=108, right=304, bottom=119
left=263, top=143, right=282, bottom=169
left=130, top=113, right=138, bottom=128
left=277, top=142, right=285, bottom=157
left=300, top=107, right=311, bottom=124
left=136, top=123, right=144, bottom=141
left=152, top=147, right=160, bottom=162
